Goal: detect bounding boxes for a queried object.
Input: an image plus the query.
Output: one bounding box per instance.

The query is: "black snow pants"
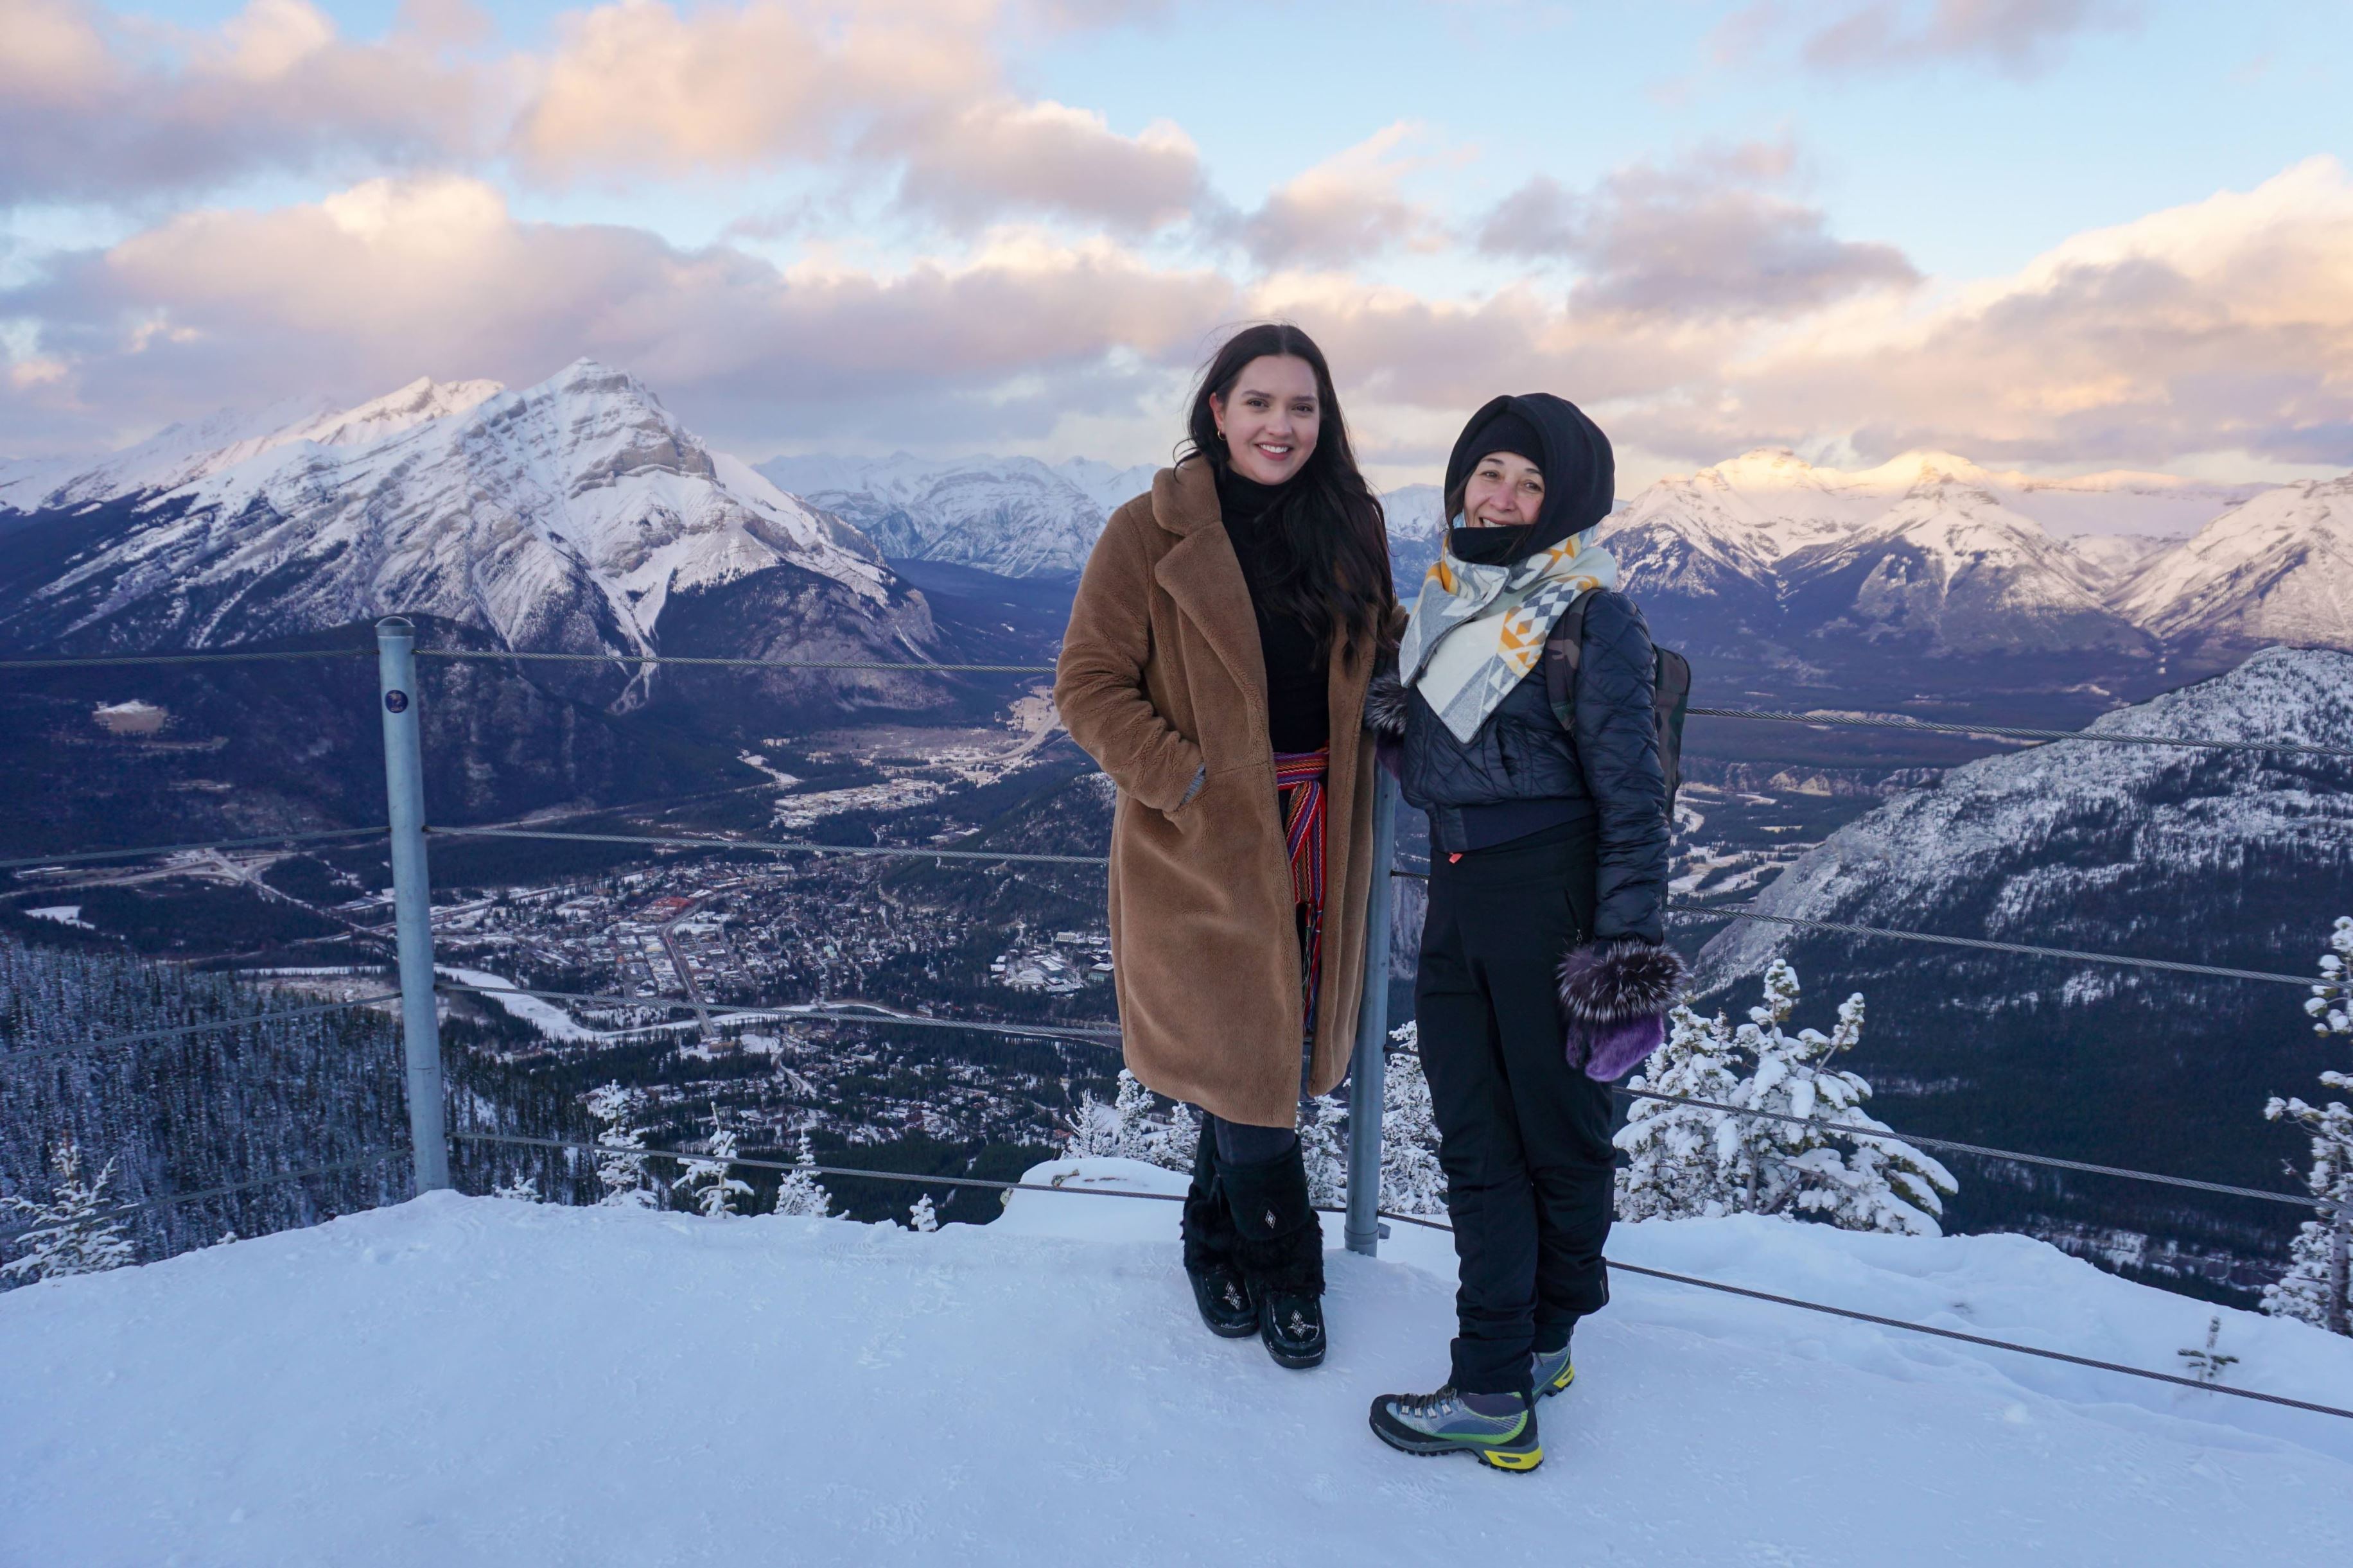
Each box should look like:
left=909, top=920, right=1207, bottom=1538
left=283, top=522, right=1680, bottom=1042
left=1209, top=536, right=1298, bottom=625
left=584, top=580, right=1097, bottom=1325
left=1414, top=820, right=1618, bottom=1397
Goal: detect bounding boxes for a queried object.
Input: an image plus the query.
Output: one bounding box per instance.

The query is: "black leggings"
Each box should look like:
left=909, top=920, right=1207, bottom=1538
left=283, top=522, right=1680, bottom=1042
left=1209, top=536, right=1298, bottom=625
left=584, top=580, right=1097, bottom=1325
left=1202, top=1113, right=1298, bottom=1164
left=1414, top=821, right=1618, bottom=1397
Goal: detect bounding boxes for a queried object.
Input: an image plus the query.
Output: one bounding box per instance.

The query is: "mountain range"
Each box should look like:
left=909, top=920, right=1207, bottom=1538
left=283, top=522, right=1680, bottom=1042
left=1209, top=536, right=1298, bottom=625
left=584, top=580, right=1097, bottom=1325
left=754, top=453, right=1155, bottom=580
left=9, top=364, right=2346, bottom=677
left=0, top=362, right=949, bottom=708
left=754, top=444, right=2352, bottom=675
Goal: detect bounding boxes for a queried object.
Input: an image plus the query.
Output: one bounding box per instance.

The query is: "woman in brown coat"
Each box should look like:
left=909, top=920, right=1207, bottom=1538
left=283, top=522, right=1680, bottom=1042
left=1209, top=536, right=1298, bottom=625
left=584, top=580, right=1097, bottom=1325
left=1054, top=323, right=1395, bottom=1369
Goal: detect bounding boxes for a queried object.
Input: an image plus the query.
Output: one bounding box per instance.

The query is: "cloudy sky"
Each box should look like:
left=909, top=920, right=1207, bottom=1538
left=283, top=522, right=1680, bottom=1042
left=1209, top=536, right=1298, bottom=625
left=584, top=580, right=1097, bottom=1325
left=4, top=0, right=2350, bottom=488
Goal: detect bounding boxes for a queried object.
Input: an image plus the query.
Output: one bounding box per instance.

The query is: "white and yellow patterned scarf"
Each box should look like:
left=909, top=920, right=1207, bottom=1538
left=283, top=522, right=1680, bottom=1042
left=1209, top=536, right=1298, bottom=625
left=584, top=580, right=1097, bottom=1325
left=1397, top=531, right=1619, bottom=744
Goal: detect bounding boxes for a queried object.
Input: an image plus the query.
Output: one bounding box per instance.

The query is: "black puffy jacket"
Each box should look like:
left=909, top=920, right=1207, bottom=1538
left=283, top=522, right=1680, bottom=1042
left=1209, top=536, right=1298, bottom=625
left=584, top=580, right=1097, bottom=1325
left=1397, top=588, right=1670, bottom=944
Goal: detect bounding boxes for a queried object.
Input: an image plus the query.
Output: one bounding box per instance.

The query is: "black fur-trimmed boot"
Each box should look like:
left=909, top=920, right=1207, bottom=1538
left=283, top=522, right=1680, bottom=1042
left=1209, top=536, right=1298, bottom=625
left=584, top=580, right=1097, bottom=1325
left=1223, top=1145, right=1326, bottom=1369
left=1182, top=1127, right=1255, bottom=1338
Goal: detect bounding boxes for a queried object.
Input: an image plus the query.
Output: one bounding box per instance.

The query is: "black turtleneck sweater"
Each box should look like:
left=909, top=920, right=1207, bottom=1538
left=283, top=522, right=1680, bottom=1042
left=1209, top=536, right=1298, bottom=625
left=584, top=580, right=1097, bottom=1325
left=1215, top=467, right=1330, bottom=754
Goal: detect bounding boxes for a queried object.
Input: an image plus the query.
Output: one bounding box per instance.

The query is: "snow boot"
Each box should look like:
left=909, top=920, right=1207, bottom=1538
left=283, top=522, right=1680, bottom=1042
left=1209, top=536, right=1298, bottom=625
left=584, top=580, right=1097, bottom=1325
left=1533, top=1325, right=1575, bottom=1399
left=1369, top=1386, right=1542, bottom=1472
left=1222, top=1144, right=1325, bottom=1369
left=1181, top=1131, right=1255, bottom=1339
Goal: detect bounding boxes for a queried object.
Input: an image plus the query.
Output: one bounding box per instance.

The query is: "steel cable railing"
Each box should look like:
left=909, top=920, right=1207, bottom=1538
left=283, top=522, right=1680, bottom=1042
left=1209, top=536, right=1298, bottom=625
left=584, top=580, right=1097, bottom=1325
left=426, top=824, right=1113, bottom=867
left=1377, top=1207, right=2353, bottom=1421
left=4, top=641, right=2349, bottom=756
left=433, top=979, right=1124, bottom=1045
left=433, top=821, right=2329, bottom=990
left=1, top=992, right=404, bottom=1068
left=1659, top=901, right=2323, bottom=987
left=449, top=1129, right=2353, bottom=1422
left=436, top=979, right=2331, bottom=1215
left=6, top=620, right=2350, bottom=1378
left=0, top=1151, right=403, bottom=1246
left=0, top=648, right=373, bottom=669
left=415, top=649, right=1058, bottom=674
left=1611, top=1086, right=2334, bottom=1212
left=0, top=824, right=389, bottom=874
left=1686, top=704, right=2353, bottom=761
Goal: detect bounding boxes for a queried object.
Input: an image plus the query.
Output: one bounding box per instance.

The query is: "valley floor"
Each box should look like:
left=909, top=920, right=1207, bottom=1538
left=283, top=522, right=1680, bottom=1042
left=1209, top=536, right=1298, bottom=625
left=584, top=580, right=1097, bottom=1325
left=4, top=1163, right=2350, bottom=1565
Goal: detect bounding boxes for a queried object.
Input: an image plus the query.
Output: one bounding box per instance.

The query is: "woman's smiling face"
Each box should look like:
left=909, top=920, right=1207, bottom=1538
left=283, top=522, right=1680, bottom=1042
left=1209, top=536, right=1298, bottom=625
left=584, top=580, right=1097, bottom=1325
left=1462, top=451, right=1544, bottom=528
left=1211, top=354, right=1321, bottom=484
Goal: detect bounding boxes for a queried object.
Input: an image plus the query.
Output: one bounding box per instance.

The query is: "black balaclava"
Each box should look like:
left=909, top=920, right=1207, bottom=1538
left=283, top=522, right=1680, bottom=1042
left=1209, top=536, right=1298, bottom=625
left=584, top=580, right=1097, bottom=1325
left=1443, top=393, right=1615, bottom=568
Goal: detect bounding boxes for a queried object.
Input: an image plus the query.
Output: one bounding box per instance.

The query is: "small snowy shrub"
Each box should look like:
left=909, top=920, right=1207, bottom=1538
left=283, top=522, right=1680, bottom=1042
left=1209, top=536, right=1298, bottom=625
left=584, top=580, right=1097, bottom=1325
left=585, top=1082, right=661, bottom=1210
left=770, top=1133, right=834, bottom=1219
left=2262, top=916, right=2353, bottom=1333
left=675, top=1107, right=754, bottom=1219
left=3, top=1141, right=136, bottom=1282
left=1615, top=961, right=1957, bottom=1235
left=1065, top=1070, right=1197, bottom=1171
left=909, top=1194, right=940, bottom=1232
left=491, top=1174, right=541, bottom=1203
left=2176, top=1316, right=2238, bottom=1386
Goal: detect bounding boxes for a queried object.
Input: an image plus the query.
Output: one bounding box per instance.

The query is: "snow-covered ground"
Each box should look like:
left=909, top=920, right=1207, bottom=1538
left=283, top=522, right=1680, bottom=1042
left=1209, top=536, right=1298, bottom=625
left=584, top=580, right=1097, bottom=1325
left=4, top=1160, right=2349, bottom=1565
left=435, top=965, right=599, bottom=1043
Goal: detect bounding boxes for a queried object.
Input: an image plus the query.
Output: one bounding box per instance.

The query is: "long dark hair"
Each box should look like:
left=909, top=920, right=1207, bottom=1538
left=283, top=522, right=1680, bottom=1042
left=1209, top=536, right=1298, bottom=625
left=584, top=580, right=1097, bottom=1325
left=1179, top=322, right=1394, bottom=665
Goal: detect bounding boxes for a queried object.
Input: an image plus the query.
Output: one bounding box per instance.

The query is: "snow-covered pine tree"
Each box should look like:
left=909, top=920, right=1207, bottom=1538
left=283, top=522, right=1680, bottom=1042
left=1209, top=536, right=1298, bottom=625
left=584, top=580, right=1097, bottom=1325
left=676, top=1107, right=754, bottom=1219
left=1378, top=1024, right=1446, bottom=1217
left=491, top=1174, right=541, bottom=1203
left=584, top=1083, right=660, bottom=1210
left=1615, top=1002, right=1747, bottom=1222
left=2, top=1141, right=136, bottom=1281
left=1614, top=961, right=1955, bottom=1235
left=1299, top=1093, right=1349, bottom=1208
left=2262, top=915, right=2353, bottom=1333
left=1065, top=1069, right=1196, bottom=1172
left=909, top=1194, right=939, bottom=1232
left=770, top=1133, right=834, bottom=1219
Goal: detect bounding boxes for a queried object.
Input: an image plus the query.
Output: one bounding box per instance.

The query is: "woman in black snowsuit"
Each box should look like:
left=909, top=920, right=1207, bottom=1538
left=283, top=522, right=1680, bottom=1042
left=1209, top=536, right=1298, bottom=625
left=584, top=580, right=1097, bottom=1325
left=1363, top=394, right=1684, bottom=1472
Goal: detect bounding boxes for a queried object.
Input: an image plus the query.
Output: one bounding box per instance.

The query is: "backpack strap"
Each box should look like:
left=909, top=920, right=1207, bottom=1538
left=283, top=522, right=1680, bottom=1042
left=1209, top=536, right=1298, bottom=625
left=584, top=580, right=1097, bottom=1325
left=1542, top=589, right=1595, bottom=729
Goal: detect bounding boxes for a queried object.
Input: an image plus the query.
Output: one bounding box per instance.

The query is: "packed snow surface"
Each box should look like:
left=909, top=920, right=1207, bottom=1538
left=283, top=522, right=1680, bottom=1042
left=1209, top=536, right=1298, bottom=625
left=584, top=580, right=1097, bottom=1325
left=4, top=1162, right=2349, bottom=1565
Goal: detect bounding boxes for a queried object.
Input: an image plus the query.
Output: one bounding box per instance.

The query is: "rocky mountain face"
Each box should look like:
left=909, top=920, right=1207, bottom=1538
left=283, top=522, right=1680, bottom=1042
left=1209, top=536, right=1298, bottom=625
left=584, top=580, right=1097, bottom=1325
left=1687, top=646, right=2353, bottom=1295
left=755, top=453, right=1156, bottom=579
left=2114, top=476, right=2353, bottom=658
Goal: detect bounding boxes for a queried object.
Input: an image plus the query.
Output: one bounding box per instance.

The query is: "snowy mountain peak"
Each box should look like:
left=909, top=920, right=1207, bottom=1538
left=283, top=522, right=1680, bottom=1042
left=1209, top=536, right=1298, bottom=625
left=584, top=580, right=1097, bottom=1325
left=272, top=376, right=507, bottom=452
left=757, top=451, right=1155, bottom=577
left=2115, top=475, right=2353, bottom=650
left=0, top=361, right=902, bottom=661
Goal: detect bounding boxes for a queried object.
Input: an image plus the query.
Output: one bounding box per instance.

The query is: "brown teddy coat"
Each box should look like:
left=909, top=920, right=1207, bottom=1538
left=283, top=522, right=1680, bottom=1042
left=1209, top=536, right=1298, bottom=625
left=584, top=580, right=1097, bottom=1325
left=1054, top=458, right=1382, bottom=1129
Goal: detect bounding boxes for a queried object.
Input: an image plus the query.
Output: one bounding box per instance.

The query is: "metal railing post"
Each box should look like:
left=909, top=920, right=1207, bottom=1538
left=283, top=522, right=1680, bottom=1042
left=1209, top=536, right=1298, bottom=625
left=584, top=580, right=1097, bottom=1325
left=1345, top=768, right=1400, bottom=1258
left=377, top=617, right=450, bottom=1192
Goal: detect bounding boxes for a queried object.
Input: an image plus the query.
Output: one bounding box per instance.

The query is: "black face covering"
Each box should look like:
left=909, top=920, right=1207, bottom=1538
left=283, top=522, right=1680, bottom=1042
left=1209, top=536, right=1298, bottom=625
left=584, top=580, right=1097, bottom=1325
left=1447, top=523, right=1534, bottom=566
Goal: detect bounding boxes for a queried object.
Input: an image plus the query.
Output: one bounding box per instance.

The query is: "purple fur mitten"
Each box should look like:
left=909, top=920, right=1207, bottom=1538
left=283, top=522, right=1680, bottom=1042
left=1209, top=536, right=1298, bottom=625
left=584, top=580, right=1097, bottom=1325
left=1558, top=940, right=1688, bottom=1083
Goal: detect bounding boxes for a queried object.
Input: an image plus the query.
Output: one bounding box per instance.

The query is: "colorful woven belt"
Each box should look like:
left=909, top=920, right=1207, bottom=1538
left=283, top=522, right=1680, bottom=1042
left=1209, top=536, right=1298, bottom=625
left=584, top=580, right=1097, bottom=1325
left=1273, top=747, right=1331, bottom=1044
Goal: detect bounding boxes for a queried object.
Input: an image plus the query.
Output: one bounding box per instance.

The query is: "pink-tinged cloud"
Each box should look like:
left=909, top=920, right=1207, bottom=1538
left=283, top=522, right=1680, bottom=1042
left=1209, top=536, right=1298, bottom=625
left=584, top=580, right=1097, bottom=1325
left=4, top=0, right=1198, bottom=236
left=511, top=0, right=993, bottom=177
left=1715, top=0, right=2141, bottom=78
left=0, top=0, right=491, bottom=203
left=4, top=176, right=1233, bottom=451
left=1627, top=157, right=2353, bottom=467
left=1477, top=141, right=1920, bottom=319
left=1237, top=123, right=1453, bottom=269
left=888, top=100, right=1203, bottom=233
left=8, top=161, right=2349, bottom=475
